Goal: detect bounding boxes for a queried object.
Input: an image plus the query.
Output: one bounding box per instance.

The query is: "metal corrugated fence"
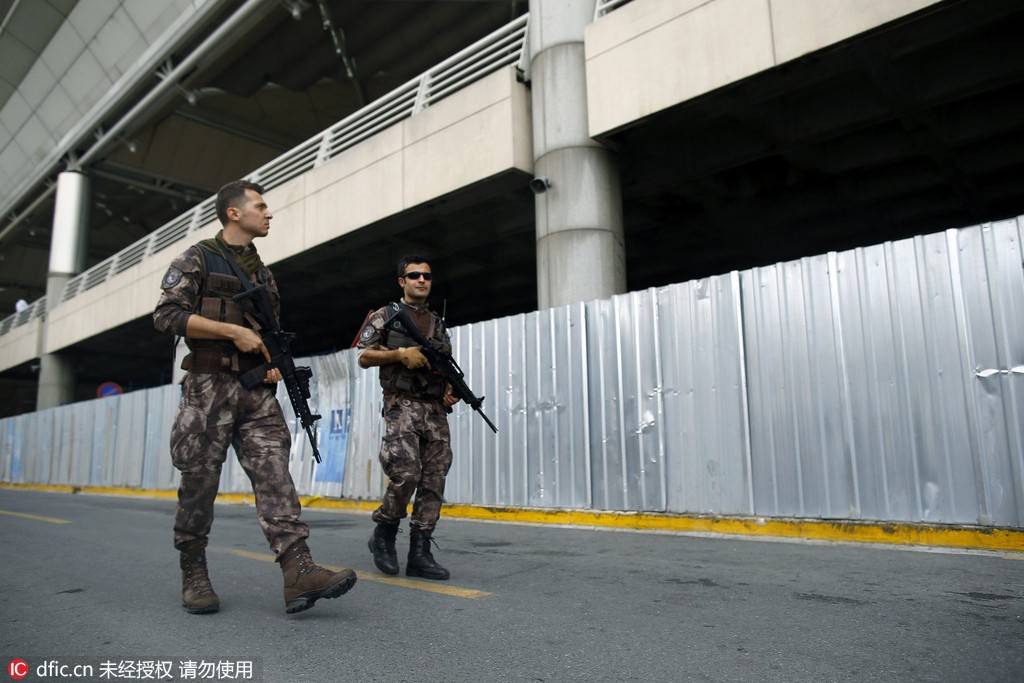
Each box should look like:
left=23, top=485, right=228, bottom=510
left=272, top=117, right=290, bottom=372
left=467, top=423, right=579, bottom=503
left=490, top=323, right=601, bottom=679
left=2, top=218, right=1022, bottom=527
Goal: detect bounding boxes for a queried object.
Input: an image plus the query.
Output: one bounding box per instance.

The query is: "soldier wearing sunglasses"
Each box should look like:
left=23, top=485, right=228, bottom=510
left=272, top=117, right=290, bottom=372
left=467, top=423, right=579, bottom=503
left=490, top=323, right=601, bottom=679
left=356, top=255, right=461, bottom=579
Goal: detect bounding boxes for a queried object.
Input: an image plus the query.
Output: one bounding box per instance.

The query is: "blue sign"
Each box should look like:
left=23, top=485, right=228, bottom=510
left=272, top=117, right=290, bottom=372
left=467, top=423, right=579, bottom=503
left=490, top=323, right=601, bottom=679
left=314, top=408, right=349, bottom=483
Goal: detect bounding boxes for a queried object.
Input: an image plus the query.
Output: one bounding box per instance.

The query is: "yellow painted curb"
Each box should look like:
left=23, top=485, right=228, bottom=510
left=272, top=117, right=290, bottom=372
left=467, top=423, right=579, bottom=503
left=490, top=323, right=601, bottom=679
left=440, top=504, right=1024, bottom=552
left=4, top=482, right=1022, bottom=552
left=300, top=496, right=378, bottom=513
left=0, top=483, right=180, bottom=499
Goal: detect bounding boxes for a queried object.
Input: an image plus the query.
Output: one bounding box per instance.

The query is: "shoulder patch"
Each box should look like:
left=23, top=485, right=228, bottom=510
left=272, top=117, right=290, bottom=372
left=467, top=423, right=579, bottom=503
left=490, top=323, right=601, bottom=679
left=161, top=267, right=184, bottom=289
left=360, top=325, right=375, bottom=341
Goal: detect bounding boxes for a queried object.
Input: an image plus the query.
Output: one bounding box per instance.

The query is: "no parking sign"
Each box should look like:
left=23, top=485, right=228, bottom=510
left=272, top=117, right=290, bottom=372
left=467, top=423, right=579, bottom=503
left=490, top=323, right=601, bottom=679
left=97, top=381, right=122, bottom=398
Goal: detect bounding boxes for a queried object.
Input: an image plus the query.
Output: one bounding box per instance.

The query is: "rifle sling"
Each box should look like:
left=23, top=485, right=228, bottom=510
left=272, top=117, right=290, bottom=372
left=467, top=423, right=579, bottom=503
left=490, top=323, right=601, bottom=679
left=217, top=246, right=261, bottom=304
left=218, top=244, right=272, bottom=376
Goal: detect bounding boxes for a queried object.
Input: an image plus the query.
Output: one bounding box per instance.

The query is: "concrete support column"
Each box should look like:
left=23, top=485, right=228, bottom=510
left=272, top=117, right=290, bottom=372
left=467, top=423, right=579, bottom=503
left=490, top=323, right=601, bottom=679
left=530, top=0, right=625, bottom=310
left=37, top=171, right=90, bottom=410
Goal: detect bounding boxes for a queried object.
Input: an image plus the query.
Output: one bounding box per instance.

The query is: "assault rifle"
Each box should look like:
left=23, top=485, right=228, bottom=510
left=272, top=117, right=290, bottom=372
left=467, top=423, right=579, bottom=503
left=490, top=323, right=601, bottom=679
left=231, top=284, right=322, bottom=463
left=204, top=243, right=322, bottom=462
left=386, top=306, right=498, bottom=433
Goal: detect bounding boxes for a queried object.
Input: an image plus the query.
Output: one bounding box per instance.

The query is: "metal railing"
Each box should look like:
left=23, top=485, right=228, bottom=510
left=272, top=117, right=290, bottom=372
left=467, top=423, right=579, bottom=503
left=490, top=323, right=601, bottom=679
left=595, top=0, right=635, bottom=19
left=0, top=13, right=530, bottom=335
left=0, top=297, right=45, bottom=336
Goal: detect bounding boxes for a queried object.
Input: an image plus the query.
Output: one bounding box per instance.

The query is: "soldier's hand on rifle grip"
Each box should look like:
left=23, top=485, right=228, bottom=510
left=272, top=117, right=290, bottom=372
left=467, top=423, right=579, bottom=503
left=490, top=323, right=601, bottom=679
left=443, top=385, right=461, bottom=408
left=397, top=347, right=429, bottom=369
left=230, top=325, right=268, bottom=357
left=264, top=367, right=283, bottom=384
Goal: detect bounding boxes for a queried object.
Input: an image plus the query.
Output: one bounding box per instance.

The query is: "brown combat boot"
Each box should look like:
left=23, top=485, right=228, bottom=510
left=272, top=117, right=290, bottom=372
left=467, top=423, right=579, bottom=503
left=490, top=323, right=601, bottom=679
left=279, top=541, right=357, bottom=614
left=180, top=546, right=219, bottom=614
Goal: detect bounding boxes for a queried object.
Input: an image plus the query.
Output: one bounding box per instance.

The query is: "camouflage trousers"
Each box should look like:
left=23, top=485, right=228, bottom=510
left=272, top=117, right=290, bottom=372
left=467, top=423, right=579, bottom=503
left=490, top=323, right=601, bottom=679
left=371, top=395, right=453, bottom=532
left=170, top=372, right=308, bottom=557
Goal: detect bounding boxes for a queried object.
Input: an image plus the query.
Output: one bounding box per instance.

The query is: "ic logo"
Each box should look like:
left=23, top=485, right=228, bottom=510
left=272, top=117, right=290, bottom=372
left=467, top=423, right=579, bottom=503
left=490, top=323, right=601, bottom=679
left=8, top=660, right=28, bottom=679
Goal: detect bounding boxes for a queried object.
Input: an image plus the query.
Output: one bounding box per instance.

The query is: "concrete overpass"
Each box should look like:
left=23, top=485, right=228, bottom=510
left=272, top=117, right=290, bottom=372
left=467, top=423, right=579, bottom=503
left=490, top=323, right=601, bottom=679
left=1, top=0, right=1023, bottom=413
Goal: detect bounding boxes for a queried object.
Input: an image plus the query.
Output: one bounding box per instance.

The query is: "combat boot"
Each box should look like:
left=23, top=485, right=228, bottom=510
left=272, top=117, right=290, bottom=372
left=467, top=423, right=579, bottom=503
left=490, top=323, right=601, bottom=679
left=407, top=528, right=450, bottom=580
left=179, top=546, right=219, bottom=614
left=367, top=522, right=400, bottom=575
left=279, top=541, right=357, bottom=614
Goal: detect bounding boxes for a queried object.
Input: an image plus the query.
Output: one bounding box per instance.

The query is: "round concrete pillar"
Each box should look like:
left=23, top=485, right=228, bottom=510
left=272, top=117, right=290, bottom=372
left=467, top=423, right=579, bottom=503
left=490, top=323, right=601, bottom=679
left=37, top=171, right=91, bottom=410
left=529, top=0, right=625, bottom=309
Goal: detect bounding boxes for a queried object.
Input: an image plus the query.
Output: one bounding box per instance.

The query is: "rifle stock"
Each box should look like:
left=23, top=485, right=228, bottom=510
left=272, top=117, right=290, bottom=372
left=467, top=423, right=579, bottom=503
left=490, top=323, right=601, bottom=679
left=386, top=306, right=498, bottom=433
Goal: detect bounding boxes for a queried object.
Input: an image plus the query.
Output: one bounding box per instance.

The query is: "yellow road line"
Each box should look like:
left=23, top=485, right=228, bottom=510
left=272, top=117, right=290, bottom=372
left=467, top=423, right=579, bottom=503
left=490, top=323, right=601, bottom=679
left=0, top=508, right=72, bottom=524
left=214, top=547, right=492, bottom=599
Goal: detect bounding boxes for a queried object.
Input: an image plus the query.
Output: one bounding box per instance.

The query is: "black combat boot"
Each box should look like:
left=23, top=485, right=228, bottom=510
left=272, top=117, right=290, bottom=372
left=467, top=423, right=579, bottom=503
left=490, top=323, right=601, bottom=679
left=406, top=528, right=450, bottom=580
left=367, top=522, right=400, bottom=575
left=179, top=545, right=219, bottom=614
left=279, top=541, right=357, bottom=614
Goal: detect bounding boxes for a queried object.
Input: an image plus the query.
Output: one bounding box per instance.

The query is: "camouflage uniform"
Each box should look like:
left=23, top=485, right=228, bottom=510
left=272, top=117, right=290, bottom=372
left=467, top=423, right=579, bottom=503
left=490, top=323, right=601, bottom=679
left=154, top=244, right=308, bottom=557
left=357, top=302, right=453, bottom=532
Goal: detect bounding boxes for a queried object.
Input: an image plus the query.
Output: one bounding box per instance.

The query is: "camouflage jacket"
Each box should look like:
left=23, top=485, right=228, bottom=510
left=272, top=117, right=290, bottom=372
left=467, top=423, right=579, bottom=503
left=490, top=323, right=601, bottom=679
left=356, top=300, right=451, bottom=398
left=153, top=244, right=281, bottom=338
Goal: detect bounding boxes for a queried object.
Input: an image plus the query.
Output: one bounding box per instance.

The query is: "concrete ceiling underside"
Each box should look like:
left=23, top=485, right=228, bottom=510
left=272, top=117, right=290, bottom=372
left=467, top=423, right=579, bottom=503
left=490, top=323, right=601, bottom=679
left=613, top=0, right=1024, bottom=290
left=2, top=0, right=1024, bottom=414
left=0, top=0, right=530, bottom=311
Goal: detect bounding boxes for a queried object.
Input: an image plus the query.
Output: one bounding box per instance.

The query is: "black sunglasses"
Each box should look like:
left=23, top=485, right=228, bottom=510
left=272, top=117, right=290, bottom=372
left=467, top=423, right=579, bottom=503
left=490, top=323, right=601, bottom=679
left=402, top=271, right=432, bottom=281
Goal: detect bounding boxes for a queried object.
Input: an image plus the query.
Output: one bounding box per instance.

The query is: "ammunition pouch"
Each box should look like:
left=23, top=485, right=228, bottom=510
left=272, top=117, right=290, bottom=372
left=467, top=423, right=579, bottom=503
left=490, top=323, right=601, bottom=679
left=378, top=302, right=446, bottom=399
left=379, top=366, right=446, bottom=398
left=182, top=247, right=263, bottom=376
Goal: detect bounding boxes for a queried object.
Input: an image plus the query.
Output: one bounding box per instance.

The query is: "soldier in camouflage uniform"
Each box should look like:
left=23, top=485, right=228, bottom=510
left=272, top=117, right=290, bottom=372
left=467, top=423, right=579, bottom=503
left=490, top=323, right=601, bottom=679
left=357, top=255, right=460, bottom=580
left=154, top=180, right=356, bottom=614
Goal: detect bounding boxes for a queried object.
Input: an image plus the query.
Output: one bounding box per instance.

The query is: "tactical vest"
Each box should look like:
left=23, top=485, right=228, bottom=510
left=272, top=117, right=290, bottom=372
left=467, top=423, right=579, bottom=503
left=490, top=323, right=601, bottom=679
left=378, top=301, right=447, bottom=399
left=181, top=246, right=265, bottom=374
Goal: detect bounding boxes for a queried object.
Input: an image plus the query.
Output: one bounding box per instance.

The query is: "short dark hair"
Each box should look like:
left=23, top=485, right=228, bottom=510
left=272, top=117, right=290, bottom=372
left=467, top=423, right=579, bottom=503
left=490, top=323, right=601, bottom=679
left=215, top=180, right=265, bottom=225
left=397, top=254, right=431, bottom=277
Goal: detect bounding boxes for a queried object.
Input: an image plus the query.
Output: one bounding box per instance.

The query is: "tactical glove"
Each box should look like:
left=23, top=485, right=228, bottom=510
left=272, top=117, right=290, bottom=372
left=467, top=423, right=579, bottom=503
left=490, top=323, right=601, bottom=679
left=397, top=347, right=429, bottom=369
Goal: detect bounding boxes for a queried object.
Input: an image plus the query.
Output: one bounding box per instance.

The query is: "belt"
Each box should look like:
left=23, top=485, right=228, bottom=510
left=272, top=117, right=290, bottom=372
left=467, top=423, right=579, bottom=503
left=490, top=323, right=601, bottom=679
left=383, top=392, right=444, bottom=405
left=182, top=348, right=265, bottom=374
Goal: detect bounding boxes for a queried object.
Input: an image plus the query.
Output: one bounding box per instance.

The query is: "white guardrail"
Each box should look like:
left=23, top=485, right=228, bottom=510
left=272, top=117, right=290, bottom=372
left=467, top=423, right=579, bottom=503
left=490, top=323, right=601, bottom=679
left=595, top=0, right=634, bottom=19
left=0, top=13, right=530, bottom=339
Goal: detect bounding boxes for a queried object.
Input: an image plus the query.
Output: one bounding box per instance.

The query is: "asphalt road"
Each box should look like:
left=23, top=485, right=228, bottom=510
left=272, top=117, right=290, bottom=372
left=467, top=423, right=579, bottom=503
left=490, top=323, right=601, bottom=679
left=0, top=488, right=1021, bottom=682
